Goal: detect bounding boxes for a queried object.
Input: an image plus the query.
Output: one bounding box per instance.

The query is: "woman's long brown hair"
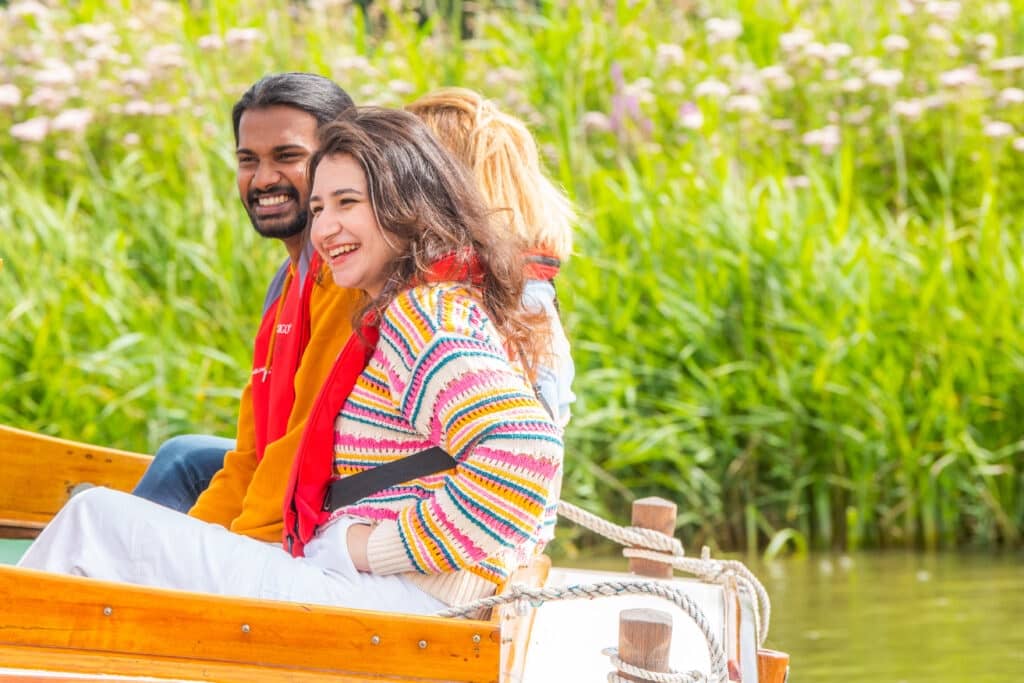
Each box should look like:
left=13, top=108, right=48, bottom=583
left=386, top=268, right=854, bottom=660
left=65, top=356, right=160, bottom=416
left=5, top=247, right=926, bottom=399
left=309, top=106, right=542, bottom=372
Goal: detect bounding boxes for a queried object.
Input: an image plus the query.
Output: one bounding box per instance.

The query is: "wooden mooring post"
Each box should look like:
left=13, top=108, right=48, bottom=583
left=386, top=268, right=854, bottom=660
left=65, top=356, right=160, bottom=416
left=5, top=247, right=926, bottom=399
left=757, top=648, right=790, bottom=683
left=616, top=608, right=673, bottom=682
left=627, top=497, right=791, bottom=683
left=628, top=497, right=677, bottom=578
left=616, top=499, right=676, bottom=681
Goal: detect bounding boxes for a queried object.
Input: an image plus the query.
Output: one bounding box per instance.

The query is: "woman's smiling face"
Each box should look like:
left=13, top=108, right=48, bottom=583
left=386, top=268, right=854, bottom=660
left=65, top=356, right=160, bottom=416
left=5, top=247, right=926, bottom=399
left=309, top=154, right=402, bottom=297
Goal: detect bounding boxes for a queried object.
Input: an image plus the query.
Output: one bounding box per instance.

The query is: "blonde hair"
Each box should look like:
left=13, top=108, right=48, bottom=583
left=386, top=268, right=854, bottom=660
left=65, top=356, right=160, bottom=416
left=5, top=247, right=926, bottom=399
left=407, top=87, right=575, bottom=261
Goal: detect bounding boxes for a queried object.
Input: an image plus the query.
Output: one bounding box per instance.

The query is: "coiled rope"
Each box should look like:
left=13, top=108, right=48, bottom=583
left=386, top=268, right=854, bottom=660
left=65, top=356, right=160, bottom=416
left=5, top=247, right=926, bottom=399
left=603, top=647, right=710, bottom=682
left=556, top=500, right=771, bottom=647
left=436, top=579, right=728, bottom=683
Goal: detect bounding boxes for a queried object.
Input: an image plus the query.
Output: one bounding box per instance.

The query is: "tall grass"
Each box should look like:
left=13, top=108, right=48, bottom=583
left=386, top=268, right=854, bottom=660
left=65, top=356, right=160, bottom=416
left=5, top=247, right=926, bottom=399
left=1, top=0, right=1022, bottom=552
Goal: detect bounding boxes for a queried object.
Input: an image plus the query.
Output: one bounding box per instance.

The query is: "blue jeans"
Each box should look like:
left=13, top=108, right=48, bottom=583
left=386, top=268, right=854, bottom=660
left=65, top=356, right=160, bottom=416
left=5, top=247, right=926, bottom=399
left=132, top=434, right=233, bottom=512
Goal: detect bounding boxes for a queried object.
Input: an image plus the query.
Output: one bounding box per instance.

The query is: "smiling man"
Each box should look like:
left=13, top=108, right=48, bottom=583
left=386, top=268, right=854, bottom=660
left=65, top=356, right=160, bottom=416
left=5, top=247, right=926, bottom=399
left=132, top=73, right=364, bottom=543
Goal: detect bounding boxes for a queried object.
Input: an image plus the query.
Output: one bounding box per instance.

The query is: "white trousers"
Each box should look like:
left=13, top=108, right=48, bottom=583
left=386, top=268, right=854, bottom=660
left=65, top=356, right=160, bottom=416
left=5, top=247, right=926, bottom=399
left=17, top=487, right=444, bottom=614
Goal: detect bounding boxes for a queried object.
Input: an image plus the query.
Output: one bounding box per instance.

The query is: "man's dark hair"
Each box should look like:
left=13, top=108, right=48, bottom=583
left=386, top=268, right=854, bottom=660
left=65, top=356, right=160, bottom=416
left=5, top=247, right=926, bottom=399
left=231, top=72, right=354, bottom=144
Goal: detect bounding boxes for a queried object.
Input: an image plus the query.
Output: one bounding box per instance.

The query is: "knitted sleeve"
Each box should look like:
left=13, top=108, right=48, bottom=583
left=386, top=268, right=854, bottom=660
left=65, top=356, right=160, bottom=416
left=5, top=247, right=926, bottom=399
left=365, top=285, right=564, bottom=576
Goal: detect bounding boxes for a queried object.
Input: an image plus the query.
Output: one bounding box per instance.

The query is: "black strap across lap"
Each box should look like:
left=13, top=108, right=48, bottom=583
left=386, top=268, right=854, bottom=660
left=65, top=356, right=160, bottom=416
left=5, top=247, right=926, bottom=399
left=322, top=446, right=457, bottom=511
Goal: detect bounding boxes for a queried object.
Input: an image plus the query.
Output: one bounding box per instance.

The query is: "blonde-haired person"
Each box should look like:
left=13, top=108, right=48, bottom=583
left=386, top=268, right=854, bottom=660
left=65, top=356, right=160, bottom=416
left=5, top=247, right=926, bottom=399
left=407, top=87, right=576, bottom=426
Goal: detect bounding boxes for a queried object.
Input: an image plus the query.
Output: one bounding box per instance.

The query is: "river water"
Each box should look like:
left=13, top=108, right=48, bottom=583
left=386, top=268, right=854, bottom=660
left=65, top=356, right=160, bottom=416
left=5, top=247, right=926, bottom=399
left=748, top=552, right=1023, bottom=682
left=1, top=541, right=1020, bottom=681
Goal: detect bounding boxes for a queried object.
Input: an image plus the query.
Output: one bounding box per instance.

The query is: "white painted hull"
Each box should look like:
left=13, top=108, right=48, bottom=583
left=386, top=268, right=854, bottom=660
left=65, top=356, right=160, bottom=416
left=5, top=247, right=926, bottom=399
left=522, top=567, right=761, bottom=682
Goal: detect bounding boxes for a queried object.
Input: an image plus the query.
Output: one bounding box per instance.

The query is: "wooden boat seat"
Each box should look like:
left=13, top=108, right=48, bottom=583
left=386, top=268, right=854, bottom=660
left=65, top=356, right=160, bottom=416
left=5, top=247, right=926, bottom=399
left=0, top=425, right=151, bottom=538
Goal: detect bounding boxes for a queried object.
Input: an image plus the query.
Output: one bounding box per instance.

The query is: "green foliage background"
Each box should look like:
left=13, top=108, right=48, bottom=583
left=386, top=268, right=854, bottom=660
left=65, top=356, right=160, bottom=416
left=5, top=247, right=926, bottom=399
left=1, top=0, right=1023, bottom=553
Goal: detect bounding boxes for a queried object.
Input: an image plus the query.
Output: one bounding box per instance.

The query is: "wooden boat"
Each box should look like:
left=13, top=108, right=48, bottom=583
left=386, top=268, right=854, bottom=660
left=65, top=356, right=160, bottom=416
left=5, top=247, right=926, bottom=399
left=0, top=425, right=790, bottom=682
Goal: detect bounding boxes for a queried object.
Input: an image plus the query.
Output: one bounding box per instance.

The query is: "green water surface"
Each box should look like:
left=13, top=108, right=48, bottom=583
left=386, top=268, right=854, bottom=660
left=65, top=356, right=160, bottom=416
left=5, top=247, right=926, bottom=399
left=0, top=540, right=29, bottom=565
left=748, top=552, right=1023, bottom=683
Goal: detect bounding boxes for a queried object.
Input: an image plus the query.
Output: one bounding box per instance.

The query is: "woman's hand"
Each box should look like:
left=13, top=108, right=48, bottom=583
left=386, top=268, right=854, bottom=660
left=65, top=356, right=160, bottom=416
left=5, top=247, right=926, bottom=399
left=346, top=523, right=373, bottom=572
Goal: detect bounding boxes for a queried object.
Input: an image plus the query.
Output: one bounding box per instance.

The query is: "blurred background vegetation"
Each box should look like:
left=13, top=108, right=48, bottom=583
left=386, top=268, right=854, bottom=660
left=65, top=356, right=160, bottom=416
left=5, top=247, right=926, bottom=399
left=1, top=0, right=1022, bottom=555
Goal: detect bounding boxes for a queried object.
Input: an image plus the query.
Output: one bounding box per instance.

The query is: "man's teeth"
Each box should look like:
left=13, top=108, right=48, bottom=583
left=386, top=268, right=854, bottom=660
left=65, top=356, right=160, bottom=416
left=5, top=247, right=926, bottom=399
left=257, top=194, right=289, bottom=206
left=329, top=245, right=358, bottom=258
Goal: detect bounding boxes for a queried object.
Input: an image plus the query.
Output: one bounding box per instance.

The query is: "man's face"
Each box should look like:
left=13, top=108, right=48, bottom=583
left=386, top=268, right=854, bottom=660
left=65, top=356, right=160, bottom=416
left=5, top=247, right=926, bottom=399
left=236, top=105, right=319, bottom=239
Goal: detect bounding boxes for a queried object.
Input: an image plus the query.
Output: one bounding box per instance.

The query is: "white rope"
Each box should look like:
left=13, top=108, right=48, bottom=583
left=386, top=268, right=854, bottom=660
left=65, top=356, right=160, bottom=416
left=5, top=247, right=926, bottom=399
left=556, top=500, right=771, bottom=646
left=623, top=548, right=771, bottom=646
left=556, top=500, right=685, bottom=555
left=603, top=647, right=708, bottom=683
left=436, top=580, right=728, bottom=683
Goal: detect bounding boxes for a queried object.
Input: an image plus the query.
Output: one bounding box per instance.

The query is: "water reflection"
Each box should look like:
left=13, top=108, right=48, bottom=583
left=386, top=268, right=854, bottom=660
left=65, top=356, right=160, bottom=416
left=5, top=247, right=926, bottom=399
left=748, top=552, right=1024, bottom=683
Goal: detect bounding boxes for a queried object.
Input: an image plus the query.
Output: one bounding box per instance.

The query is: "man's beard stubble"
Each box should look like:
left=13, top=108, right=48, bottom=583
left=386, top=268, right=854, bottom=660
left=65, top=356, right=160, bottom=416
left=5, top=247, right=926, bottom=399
left=249, top=206, right=308, bottom=240
left=246, top=184, right=307, bottom=240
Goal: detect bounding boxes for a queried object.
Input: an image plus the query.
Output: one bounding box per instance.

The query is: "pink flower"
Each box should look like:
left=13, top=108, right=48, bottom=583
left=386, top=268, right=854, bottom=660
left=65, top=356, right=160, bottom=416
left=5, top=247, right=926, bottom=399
left=0, top=84, right=22, bottom=108
left=10, top=116, right=49, bottom=142
left=760, top=65, right=794, bottom=90
left=706, top=18, right=742, bottom=44
left=197, top=35, right=224, bottom=51
left=925, top=1, right=961, bottom=22
left=802, top=125, right=841, bottom=154
left=983, top=120, right=1014, bottom=138
left=34, top=63, right=76, bottom=87
left=780, top=29, right=814, bottom=52
left=9, top=1, right=49, bottom=20
left=825, top=42, right=852, bottom=63
left=123, top=100, right=154, bottom=116
left=939, top=66, right=980, bottom=88
left=998, top=88, right=1024, bottom=105
left=50, top=108, right=93, bottom=133
left=725, top=94, right=761, bottom=114
left=678, top=102, right=704, bottom=129
left=695, top=78, right=730, bottom=98
left=882, top=34, right=910, bottom=52
left=225, top=28, right=263, bottom=47
left=867, top=69, right=903, bottom=89
left=893, top=99, right=925, bottom=120
left=655, top=43, right=685, bottom=67
left=842, top=77, right=866, bottom=93
left=26, top=86, right=68, bottom=112
left=989, top=56, right=1024, bottom=72
left=120, top=68, right=150, bottom=87
left=146, top=45, right=186, bottom=71
left=388, top=79, right=416, bottom=96
left=581, top=111, right=612, bottom=133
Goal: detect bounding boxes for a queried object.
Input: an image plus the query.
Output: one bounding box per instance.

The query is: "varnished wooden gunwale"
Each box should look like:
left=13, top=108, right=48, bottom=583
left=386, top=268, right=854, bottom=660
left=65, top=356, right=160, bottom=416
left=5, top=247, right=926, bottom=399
left=0, top=565, right=501, bottom=682
left=0, top=425, right=151, bottom=533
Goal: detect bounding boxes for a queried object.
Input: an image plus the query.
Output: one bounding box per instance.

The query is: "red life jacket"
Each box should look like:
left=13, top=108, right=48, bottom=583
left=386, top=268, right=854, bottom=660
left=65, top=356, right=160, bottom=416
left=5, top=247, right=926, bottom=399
left=250, top=252, right=322, bottom=462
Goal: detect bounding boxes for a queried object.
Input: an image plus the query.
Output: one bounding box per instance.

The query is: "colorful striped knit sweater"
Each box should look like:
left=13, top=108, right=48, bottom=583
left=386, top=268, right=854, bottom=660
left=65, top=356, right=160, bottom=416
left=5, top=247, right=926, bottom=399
left=327, top=283, right=564, bottom=607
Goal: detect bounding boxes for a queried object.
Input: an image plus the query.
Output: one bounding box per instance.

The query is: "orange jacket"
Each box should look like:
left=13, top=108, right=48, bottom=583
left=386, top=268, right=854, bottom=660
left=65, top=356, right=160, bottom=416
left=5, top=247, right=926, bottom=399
left=189, top=266, right=363, bottom=541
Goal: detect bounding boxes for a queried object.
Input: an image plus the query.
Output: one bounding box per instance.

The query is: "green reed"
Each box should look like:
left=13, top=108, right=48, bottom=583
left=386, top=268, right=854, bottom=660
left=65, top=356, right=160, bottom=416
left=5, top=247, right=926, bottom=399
left=1, top=0, right=1022, bottom=552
